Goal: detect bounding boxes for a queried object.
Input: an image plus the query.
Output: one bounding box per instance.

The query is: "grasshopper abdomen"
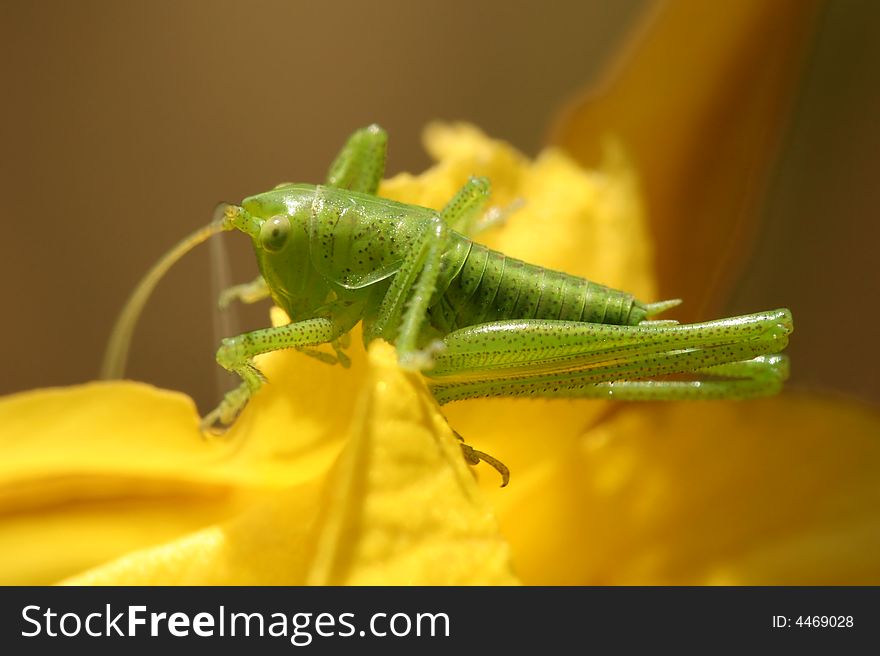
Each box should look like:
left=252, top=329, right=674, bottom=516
left=427, top=236, right=647, bottom=334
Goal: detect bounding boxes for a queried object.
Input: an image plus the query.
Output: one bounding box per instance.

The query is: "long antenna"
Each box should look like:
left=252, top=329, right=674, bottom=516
left=209, top=223, right=241, bottom=398
left=101, top=214, right=229, bottom=380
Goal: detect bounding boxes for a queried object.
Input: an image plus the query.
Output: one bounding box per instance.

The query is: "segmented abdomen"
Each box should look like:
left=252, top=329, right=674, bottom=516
left=428, top=238, right=645, bottom=334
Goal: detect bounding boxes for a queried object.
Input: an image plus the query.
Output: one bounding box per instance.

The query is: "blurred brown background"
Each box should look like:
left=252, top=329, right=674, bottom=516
left=1, top=0, right=878, bottom=413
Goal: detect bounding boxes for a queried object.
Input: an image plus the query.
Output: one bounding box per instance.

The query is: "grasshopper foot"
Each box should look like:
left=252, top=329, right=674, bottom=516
left=455, top=431, right=510, bottom=487
left=199, top=382, right=251, bottom=437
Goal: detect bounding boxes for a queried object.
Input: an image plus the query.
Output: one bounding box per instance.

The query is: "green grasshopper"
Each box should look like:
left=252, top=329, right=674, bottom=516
left=103, top=125, right=793, bottom=485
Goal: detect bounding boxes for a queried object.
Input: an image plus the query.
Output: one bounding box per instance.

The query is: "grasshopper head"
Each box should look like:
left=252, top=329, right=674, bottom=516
left=238, top=188, right=328, bottom=321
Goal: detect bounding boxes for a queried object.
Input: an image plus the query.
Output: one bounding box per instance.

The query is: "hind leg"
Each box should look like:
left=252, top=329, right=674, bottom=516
left=424, top=310, right=793, bottom=403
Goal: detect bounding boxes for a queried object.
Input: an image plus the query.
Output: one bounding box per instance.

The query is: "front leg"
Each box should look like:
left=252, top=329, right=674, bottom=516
left=200, top=317, right=349, bottom=435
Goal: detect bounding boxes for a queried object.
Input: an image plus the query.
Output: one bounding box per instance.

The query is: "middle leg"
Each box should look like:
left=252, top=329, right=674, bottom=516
left=363, top=215, right=450, bottom=368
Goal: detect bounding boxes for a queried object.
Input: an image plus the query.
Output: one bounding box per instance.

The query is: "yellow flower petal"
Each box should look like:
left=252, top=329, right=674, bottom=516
left=60, top=478, right=324, bottom=585
left=0, top=383, right=243, bottom=584
left=550, top=0, right=821, bottom=317
left=63, top=342, right=518, bottom=585
left=495, top=395, right=880, bottom=585
left=0, top=482, right=248, bottom=586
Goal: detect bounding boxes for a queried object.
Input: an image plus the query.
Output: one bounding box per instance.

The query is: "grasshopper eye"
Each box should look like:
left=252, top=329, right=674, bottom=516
left=260, top=215, right=290, bottom=253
